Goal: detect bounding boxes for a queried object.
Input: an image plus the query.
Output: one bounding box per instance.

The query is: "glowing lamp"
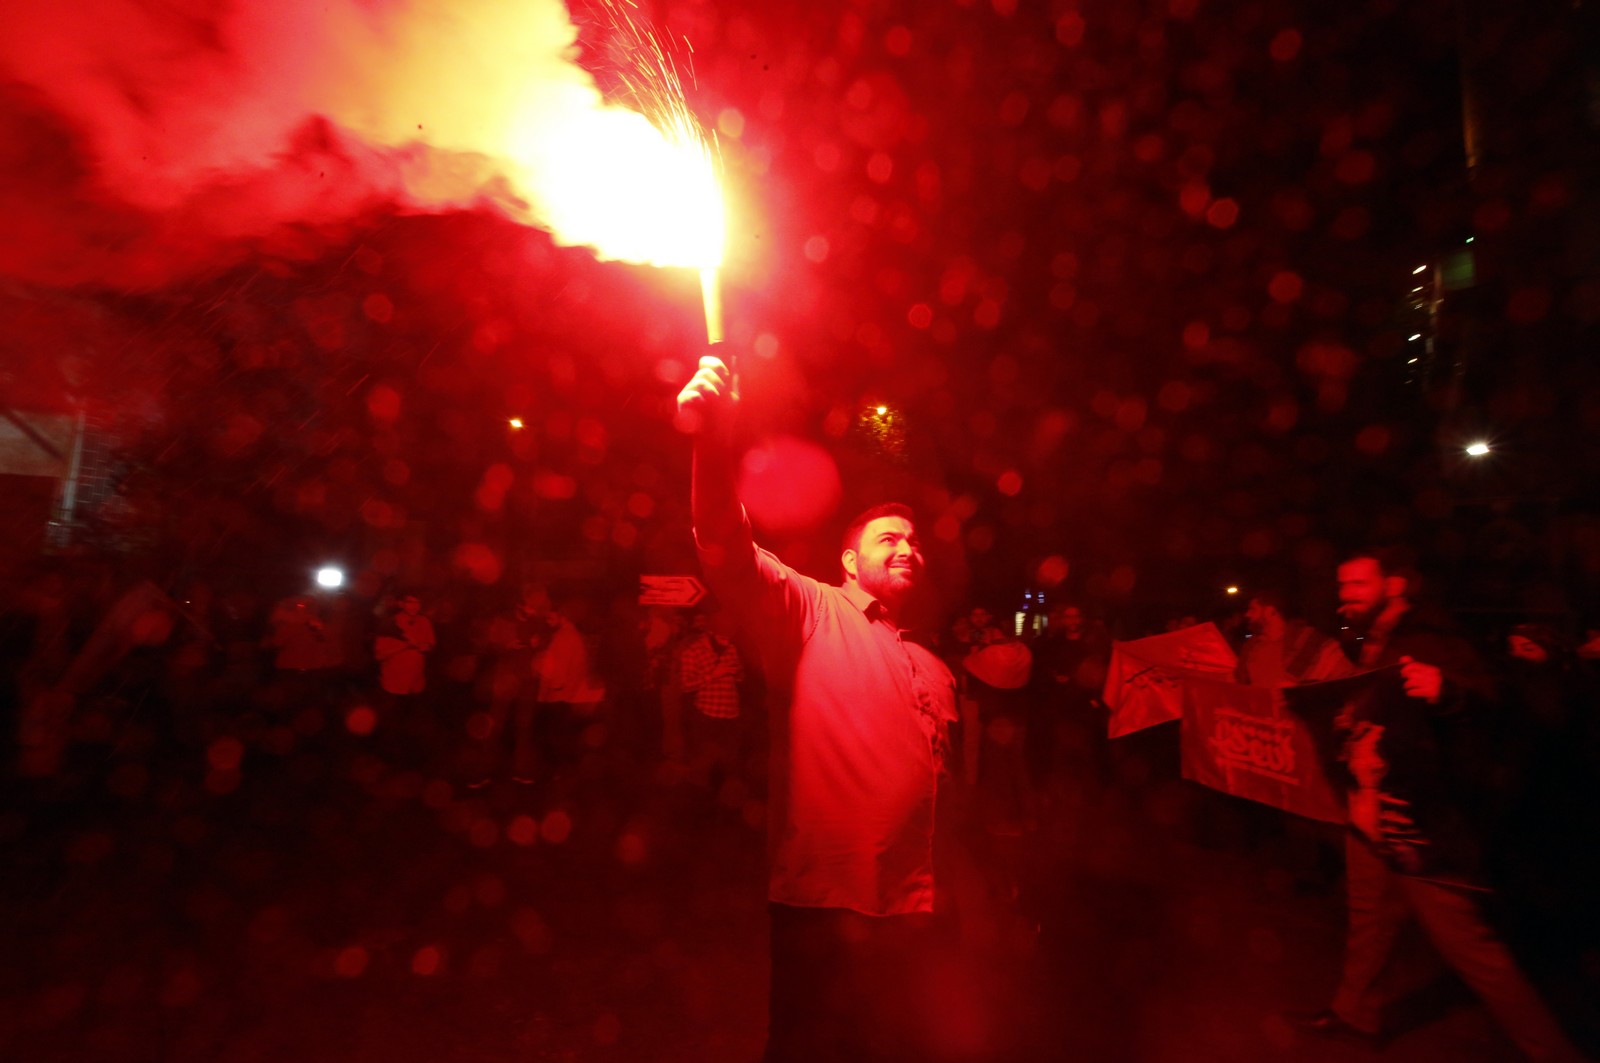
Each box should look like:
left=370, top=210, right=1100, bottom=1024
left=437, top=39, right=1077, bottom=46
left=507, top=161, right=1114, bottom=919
left=316, top=567, right=345, bottom=589
left=508, top=417, right=524, bottom=429
left=1465, top=442, right=1491, bottom=457
left=1225, top=585, right=1239, bottom=596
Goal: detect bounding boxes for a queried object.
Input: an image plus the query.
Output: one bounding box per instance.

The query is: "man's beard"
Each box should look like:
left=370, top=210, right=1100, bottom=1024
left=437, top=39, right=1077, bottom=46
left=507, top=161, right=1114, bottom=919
left=1338, top=601, right=1381, bottom=635
left=861, top=563, right=918, bottom=605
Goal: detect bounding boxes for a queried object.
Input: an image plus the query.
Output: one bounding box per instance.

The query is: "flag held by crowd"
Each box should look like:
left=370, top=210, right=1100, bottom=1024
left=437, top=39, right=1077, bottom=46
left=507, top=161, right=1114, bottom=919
left=1179, top=676, right=1348, bottom=825
left=1102, top=623, right=1238, bottom=739
left=1101, top=627, right=1411, bottom=824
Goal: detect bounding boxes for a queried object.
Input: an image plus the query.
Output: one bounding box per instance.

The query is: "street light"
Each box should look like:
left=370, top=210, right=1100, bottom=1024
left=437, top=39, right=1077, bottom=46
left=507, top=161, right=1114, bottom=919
left=316, top=566, right=344, bottom=589
left=1464, top=442, right=1491, bottom=457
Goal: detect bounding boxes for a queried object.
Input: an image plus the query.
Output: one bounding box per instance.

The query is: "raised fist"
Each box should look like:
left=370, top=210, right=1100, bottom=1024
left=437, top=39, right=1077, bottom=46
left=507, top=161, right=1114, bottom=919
left=675, top=353, right=735, bottom=435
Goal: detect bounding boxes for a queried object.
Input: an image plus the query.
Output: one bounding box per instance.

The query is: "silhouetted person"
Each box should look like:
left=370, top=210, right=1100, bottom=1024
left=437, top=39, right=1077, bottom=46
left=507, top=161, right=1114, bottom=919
left=1288, top=552, right=1587, bottom=1062
left=1028, top=602, right=1109, bottom=787
left=676, top=608, right=745, bottom=794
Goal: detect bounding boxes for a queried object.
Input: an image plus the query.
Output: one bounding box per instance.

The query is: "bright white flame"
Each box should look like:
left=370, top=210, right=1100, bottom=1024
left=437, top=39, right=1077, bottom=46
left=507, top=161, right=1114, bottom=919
left=316, top=566, right=344, bottom=588
left=1465, top=442, right=1491, bottom=457
left=503, top=103, right=723, bottom=267
left=322, top=0, right=724, bottom=269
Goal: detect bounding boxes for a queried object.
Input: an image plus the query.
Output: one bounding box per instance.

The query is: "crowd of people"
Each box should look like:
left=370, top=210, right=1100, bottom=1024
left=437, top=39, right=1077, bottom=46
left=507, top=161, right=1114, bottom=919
left=3, top=480, right=1599, bottom=1059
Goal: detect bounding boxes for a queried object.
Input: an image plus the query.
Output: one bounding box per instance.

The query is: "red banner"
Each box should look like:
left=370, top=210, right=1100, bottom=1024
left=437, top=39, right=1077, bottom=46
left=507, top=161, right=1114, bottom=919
left=1179, top=676, right=1346, bottom=824
left=1103, top=623, right=1238, bottom=738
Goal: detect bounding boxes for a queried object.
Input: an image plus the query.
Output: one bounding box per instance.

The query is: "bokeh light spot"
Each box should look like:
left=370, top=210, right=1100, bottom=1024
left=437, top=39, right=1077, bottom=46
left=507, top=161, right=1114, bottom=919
left=206, top=737, right=244, bottom=772
left=411, top=946, right=442, bottom=976
left=1268, top=271, right=1303, bottom=303
left=1354, top=425, right=1391, bottom=456
left=451, top=543, right=504, bottom=584
left=1269, top=28, right=1302, bottom=61
left=361, top=293, right=394, bottom=323
left=507, top=815, right=539, bottom=846
left=540, top=811, right=573, bottom=844
left=1056, top=12, right=1086, bottom=46
left=1108, top=565, right=1138, bottom=595
left=1037, top=555, right=1069, bottom=587
left=1206, top=198, right=1240, bottom=228
left=334, top=947, right=368, bottom=979
left=344, top=706, right=377, bottom=737
left=738, top=436, right=842, bottom=534
left=615, top=831, right=648, bottom=866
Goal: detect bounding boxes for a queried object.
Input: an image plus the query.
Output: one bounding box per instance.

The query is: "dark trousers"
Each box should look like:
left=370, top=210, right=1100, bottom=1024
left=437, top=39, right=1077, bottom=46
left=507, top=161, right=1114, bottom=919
left=1332, top=832, right=1583, bottom=1062
left=765, top=903, right=942, bottom=1063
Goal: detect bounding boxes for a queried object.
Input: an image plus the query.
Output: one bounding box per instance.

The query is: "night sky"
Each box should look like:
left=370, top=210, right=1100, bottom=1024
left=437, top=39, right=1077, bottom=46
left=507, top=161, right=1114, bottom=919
left=2, top=0, right=1596, bottom=627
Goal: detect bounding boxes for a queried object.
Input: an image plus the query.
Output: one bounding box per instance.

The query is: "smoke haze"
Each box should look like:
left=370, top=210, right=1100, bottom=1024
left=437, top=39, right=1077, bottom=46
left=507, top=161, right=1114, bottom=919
left=0, top=0, right=658, bottom=289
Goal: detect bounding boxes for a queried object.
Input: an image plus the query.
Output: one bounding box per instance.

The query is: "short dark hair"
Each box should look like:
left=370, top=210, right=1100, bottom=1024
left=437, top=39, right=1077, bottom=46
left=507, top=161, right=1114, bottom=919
left=1248, top=588, right=1291, bottom=617
left=841, top=502, right=916, bottom=556
left=1341, top=547, right=1422, bottom=598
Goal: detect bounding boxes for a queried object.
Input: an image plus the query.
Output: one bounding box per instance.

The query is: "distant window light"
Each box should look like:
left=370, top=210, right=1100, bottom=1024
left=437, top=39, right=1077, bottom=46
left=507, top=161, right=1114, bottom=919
left=1014, top=612, right=1026, bottom=637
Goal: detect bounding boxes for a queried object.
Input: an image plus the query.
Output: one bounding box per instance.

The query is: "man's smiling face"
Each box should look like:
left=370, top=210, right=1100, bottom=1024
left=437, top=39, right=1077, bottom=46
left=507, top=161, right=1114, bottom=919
left=846, top=516, right=923, bottom=605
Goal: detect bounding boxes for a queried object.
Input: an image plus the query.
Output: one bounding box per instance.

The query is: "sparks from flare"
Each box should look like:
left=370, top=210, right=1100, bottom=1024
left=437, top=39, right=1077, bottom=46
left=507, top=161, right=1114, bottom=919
left=582, top=1, right=726, bottom=342
left=519, top=0, right=725, bottom=271
left=325, top=0, right=727, bottom=336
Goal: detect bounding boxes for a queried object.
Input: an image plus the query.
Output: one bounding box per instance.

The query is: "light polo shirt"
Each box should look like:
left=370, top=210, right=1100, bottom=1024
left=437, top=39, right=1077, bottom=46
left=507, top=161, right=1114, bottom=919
left=700, top=512, right=957, bottom=916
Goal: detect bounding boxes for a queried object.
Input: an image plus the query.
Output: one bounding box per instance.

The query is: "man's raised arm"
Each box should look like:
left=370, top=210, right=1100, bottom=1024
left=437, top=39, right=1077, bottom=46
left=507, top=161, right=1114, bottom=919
left=677, top=353, right=822, bottom=643
left=676, top=352, right=742, bottom=549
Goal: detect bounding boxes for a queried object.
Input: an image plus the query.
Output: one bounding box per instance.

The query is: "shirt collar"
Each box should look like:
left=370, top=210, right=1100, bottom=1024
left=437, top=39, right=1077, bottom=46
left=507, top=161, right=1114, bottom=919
left=840, top=580, right=888, bottom=621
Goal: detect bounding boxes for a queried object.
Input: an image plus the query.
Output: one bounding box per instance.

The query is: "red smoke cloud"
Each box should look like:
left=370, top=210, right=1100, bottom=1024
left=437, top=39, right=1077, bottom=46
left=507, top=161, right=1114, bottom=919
left=0, top=0, right=697, bottom=290
left=1, top=2, right=401, bottom=287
